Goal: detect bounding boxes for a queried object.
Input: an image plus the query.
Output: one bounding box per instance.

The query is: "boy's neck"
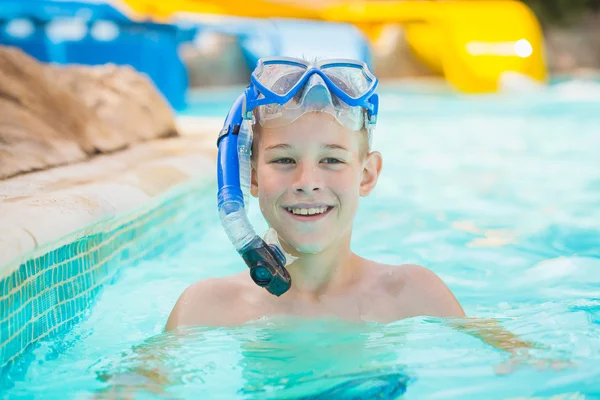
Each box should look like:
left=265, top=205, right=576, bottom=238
left=282, top=235, right=362, bottom=300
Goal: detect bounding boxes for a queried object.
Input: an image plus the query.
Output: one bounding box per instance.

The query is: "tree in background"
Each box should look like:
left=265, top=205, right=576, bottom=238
left=521, top=0, right=600, bottom=25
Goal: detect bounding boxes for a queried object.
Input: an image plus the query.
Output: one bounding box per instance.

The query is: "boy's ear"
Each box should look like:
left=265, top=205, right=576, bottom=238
left=250, top=164, right=259, bottom=198
left=360, top=151, right=382, bottom=197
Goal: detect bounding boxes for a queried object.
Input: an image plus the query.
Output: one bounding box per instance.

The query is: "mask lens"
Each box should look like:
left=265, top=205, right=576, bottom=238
left=254, top=63, right=307, bottom=95
left=322, top=65, right=372, bottom=99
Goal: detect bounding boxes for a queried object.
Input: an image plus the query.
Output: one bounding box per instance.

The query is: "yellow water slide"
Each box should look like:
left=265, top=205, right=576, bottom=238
left=321, top=1, right=547, bottom=93
left=110, top=0, right=321, bottom=21
left=115, top=0, right=547, bottom=93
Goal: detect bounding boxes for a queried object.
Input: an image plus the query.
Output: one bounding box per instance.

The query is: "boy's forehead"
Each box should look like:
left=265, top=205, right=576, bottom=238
left=259, top=129, right=359, bottom=152
left=258, top=114, right=358, bottom=148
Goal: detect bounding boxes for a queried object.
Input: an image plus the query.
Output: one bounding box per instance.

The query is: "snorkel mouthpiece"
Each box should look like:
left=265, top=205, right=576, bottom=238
left=217, top=93, right=292, bottom=296
left=242, top=237, right=291, bottom=296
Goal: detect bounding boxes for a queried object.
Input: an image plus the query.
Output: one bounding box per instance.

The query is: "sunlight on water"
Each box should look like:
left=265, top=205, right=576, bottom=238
left=3, top=81, right=600, bottom=399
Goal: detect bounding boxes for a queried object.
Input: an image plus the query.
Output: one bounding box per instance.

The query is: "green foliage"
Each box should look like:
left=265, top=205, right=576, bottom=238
left=521, top=0, right=600, bottom=25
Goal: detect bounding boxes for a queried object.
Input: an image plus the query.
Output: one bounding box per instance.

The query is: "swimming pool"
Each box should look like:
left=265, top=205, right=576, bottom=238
left=2, top=81, right=599, bottom=398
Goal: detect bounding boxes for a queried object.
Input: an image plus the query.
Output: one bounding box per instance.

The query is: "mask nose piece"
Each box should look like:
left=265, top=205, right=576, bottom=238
left=300, top=74, right=333, bottom=110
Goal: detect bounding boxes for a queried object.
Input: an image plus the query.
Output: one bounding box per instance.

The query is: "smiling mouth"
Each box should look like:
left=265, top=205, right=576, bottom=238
left=283, top=206, right=334, bottom=219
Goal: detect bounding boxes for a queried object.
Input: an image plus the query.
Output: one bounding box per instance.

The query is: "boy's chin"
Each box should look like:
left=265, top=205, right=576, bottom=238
left=280, top=236, right=329, bottom=256
left=292, top=243, right=326, bottom=255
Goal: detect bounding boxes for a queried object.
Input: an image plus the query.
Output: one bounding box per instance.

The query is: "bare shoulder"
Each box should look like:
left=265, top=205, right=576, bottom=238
left=370, top=262, right=466, bottom=319
left=164, top=272, right=261, bottom=331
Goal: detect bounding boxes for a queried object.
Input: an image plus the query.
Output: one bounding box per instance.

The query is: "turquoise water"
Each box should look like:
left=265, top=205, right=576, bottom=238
left=4, top=81, right=600, bottom=398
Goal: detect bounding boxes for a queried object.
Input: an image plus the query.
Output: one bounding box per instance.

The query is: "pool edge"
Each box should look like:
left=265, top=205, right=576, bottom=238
left=0, top=117, right=219, bottom=379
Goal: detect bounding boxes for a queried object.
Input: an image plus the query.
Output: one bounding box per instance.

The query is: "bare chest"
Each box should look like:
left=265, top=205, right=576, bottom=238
left=247, top=287, right=404, bottom=324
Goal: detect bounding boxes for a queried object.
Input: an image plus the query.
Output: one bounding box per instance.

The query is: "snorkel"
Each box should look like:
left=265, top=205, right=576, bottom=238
left=217, top=94, right=292, bottom=296
left=217, top=57, right=379, bottom=297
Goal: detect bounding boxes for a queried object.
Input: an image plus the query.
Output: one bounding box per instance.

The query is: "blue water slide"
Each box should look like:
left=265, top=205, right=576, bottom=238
left=0, top=0, right=188, bottom=110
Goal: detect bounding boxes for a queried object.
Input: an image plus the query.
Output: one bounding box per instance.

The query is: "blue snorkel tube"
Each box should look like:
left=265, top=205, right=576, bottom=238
left=216, top=94, right=291, bottom=296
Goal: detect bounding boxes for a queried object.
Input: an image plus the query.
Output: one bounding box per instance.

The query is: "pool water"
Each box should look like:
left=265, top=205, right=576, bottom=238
left=4, top=81, right=600, bottom=399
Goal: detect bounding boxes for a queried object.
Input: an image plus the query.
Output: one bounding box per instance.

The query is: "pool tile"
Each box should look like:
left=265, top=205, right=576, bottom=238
left=0, top=190, right=203, bottom=376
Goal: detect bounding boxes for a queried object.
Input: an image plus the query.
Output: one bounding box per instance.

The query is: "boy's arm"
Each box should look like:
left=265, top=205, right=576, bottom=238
left=402, top=265, right=534, bottom=353
left=400, top=264, right=466, bottom=318
left=164, top=283, right=201, bottom=331
left=165, top=278, right=240, bottom=331
left=95, top=280, right=235, bottom=397
left=447, top=318, right=573, bottom=374
left=404, top=265, right=572, bottom=372
left=448, top=318, right=535, bottom=354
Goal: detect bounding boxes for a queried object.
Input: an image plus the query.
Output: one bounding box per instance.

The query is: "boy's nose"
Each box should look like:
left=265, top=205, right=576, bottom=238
left=293, top=163, right=322, bottom=193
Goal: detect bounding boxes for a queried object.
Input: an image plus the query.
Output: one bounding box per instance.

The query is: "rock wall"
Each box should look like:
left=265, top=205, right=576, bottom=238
left=0, top=46, right=178, bottom=180
left=180, top=32, right=250, bottom=88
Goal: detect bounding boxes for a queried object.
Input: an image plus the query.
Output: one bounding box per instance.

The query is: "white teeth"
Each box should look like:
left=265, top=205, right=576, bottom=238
left=286, top=206, right=328, bottom=216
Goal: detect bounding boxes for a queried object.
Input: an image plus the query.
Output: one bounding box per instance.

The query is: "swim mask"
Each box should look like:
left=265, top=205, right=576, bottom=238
left=246, top=56, right=378, bottom=142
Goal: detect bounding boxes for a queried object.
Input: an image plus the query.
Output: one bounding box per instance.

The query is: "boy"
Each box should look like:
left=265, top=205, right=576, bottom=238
left=166, top=57, right=465, bottom=329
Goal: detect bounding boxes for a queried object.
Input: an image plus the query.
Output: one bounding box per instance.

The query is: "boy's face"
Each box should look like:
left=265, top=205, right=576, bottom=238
left=251, top=112, right=382, bottom=255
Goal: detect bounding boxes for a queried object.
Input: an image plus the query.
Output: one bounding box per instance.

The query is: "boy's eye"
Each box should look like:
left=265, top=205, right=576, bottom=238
left=271, top=158, right=295, bottom=164
left=322, top=157, right=343, bottom=164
